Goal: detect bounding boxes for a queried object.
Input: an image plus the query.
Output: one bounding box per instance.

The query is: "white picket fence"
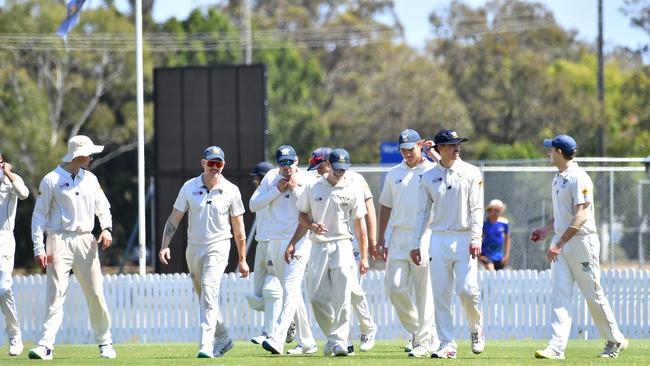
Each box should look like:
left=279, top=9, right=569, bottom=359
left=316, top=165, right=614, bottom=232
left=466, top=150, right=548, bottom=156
left=3, top=269, right=649, bottom=345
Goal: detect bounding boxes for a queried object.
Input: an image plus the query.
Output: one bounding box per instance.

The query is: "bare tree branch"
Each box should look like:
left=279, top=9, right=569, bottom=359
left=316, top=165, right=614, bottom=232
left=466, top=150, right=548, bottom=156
left=91, top=141, right=139, bottom=169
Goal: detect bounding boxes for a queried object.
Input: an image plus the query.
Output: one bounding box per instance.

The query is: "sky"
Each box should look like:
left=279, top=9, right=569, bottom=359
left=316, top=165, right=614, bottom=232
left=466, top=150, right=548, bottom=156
left=102, top=0, right=648, bottom=53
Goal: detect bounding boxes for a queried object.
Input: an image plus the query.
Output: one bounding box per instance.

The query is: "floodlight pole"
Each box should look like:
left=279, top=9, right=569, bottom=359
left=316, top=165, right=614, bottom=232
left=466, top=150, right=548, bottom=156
left=136, top=0, right=146, bottom=276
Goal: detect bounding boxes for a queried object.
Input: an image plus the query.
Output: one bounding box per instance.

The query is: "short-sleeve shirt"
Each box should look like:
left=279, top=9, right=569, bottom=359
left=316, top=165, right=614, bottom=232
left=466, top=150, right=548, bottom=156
left=551, top=163, right=597, bottom=236
left=173, top=175, right=245, bottom=246
left=482, top=217, right=509, bottom=261
left=296, top=175, right=366, bottom=243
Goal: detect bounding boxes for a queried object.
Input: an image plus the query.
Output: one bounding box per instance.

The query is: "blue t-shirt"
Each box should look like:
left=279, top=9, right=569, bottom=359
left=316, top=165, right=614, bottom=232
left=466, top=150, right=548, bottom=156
left=482, top=217, right=509, bottom=261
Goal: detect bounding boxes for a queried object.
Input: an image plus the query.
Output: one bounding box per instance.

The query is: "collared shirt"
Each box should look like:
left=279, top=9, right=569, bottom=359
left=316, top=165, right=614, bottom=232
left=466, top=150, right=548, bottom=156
left=249, top=168, right=313, bottom=240
left=413, top=158, right=484, bottom=248
left=345, top=170, right=372, bottom=253
left=0, top=173, right=29, bottom=233
left=482, top=217, right=509, bottom=261
left=551, top=163, right=597, bottom=236
left=296, top=174, right=366, bottom=243
left=379, top=159, right=435, bottom=256
left=32, top=166, right=112, bottom=257
left=173, top=175, right=245, bottom=246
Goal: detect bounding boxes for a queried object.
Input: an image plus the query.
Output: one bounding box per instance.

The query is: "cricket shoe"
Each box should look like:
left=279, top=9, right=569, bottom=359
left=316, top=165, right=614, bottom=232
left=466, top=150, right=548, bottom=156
left=197, top=345, right=214, bottom=358
left=404, top=336, right=414, bottom=353
left=286, top=344, right=318, bottom=355
left=28, top=345, right=53, bottom=360
left=359, top=329, right=377, bottom=352
left=599, top=339, right=629, bottom=358
left=213, top=338, right=234, bottom=357
left=99, top=344, right=117, bottom=359
left=333, top=345, right=348, bottom=357
left=535, top=346, right=565, bottom=359
left=286, top=321, right=297, bottom=343
left=323, top=341, right=334, bottom=356
left=8, top=336, right=23, bottom=356
left=431, top=345, right=457, bottom=359
left=347, top=344, right=355, bottom=356
left=250, top=334, right=266, bottom=345
left=471, top=331, right=486, bottom=354
left=408, top=344, right=430, bottom=358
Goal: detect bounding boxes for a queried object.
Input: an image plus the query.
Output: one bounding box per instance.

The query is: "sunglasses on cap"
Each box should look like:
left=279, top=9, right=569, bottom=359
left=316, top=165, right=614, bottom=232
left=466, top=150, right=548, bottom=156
left=206, top=160, right=224, bottom=168
left=278, top=159, right=295, bottom=167
left=308, top=155, right=325, bottom=166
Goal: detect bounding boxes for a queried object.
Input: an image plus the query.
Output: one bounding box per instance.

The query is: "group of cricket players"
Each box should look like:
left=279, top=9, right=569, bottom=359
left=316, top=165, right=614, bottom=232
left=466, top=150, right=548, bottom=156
left=0, top=130, right=629, bottom=360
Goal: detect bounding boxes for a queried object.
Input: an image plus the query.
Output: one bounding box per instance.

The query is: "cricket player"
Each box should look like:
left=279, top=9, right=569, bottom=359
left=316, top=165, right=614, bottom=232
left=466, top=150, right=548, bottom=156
left=29, top=135, right=116, bottom=360
left=377, top=129, right=437, bottom=358
left=255, top=145, right=317, bottom=355
left=305, top=147, right=378, bottom=354
left=285, top=148, right=368, bottom=357
left=412, top=129, right=485, bottom=359
left=0, top=152, right=28, bottom=356
left=159, top=146, right=249, bottom=358
left=531, top=135, right=628, bottom=359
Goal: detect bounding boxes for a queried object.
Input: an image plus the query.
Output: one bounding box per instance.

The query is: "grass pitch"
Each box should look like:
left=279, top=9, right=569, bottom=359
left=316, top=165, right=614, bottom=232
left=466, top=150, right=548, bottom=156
left=1, top=339, right=648, bottom=365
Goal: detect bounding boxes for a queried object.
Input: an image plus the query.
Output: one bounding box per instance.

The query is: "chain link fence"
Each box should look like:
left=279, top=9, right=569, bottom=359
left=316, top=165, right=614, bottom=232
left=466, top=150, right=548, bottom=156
left=353, top=158, right=650, bottom=271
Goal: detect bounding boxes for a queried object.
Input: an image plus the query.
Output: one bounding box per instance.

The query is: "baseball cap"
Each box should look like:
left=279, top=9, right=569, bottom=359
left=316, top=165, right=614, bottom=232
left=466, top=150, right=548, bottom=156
left=250, top=161, right=274, bottom=177
left=203, top=146, right=225, bottom=161
left=308, top=147, right=332, bottom=171
left=398, top=129, right=421, bottom=149
left=329, top=148, right=351, bottom=170
left=275, top=145, right=297, bottom=164
left=543, top=135, right=578, bottom=155
left=62, top=135, right=104, bottom=163
left=433, top=130, right=469, bottom=145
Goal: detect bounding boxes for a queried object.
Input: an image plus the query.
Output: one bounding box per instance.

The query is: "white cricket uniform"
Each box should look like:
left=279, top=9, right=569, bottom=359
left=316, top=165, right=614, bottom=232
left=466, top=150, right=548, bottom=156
left=379, top=159, right=436, bottom=347
left=32, top=166, right=113, bottom=350
left=251, top=206, right=270, bottom=300
left=297, top=174, right=366, bottom=350
left=249, top=168, right=316, bottom=348
left=547, top=163, right=625, bottom=352
left=345, top=170, right=377, bottom=337
left=173, top=175, right=245, bottom=349
left=413, top=159, right=483, bottom=350
left=0, top=172, right=28, bottom=341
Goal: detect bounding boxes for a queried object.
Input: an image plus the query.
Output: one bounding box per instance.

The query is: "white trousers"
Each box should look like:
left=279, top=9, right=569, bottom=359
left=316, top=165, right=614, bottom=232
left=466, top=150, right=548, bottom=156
left=268, top=238, right=316, bottom=348
left=307, top=239, right=355, bottom=349
left=428, top=231, right=482, bottom=349
left=186, top=240, right=230, bottom=349
left=39, top=232, right=112, bottom=349
left=0, top=234, right=20, bottom=340
left=350, top=256, right=376, bottom=337
left=385, top=228, right=435, bottom=346
left=253, top=240, right=270, bottom=298
left=548, top=234, right=625, bottom=352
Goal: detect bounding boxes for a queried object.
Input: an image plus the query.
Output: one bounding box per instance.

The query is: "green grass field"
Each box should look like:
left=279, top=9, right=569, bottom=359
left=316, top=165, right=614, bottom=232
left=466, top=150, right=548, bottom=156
left=0, top=340, right=648, bottom=365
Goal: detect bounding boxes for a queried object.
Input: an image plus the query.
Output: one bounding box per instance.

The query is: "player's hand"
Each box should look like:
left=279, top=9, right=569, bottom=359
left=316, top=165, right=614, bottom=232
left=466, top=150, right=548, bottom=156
left=310, top=222, right=328, bottom=236
left=239, top=260, right=250, bottom=278
left=359, top=258, right=369, bottom=275
left=2, top=162, right=12, bottom=174
left=286, top=177, right=298, bottom=191
left=35, top=254, right=48, bottom=269
left=368, top=244, right=381, bottom=261
left=469, top=242, right=481, bottom=259
left=159, top=247, right=171, bottom=265
left=530, top=228, right=548, bottom=242
left=277, top=179, right=289, bottom=192
left=284, top=243, right=296, bottom=264
left=98, top=229, right=113, bottom=250
left=479, top=255, right=489, bottom=264
left=376, top=240, right=388, bottom=261
left=410, top=248, right=421, bottom=265
left=547, top=244, right=562, bottom=263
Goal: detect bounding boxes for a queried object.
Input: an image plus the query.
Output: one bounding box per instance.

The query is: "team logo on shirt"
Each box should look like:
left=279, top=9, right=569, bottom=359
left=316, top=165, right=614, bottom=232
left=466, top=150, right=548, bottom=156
left=58, top=182, right=70, bottom=188
left=315, top=197, right=323, bottom=201
left=561, top=178, right=568, bottom=188
left=192, top=190, right=204, bottom=196
left=582, top=187, right=589, bottom=198
left=581, top=261, right=592, bottom=273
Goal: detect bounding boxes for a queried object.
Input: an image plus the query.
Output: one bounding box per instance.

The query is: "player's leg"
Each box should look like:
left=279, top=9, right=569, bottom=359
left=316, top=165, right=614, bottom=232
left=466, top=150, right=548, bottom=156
left=428, top=233, right=456, bottom=358
left=246, top=240, right=269, bottom=312
left=327, top=241, right=355, bottom=356
left=306, top=242, right=335, bottom=353
left=350, top=266, right=376, bottom=352
left=452, top=233, right=483, bottom=354
left=0, top=237, right=22, bottom=356
left=204, top=244, right=231, bottom=357
left=261, top=275, right=282, bottom=341
left=385, top=257, right=418, bottom=337
left=411, top=256, right=437, bottom=354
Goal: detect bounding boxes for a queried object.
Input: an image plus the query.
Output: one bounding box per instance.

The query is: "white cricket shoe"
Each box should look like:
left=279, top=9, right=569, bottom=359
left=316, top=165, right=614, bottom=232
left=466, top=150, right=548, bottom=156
left=323, top=341, right=334, bottom=356
left=213, top=338, right=234, bottom=357
left=431, top=344, right=457, bottom=359
left=197, top=345, right=214, bottom=358
left=404, top=337, right=414, bottom=353
left=99, top=344, right=117, bottom=359
left=286, top=344, right=318, bottom=355
left=535, top=347, right=565, bottom=359
left=28, top=345, right=53, bottom=360
left=333, top=344, right=348, bottom=357
left=599, top=339, right=629, bottom=358
left=250, top=334, right=266, bottom=345
left=408, top=344, right=430, bottom=358
left=8, top=336, right=23, bottom=356
left=471, top=331, right=485, bottom=354
left=359, top=329, right=377, bottom=352
left=262, top=339, right=283, bottom=355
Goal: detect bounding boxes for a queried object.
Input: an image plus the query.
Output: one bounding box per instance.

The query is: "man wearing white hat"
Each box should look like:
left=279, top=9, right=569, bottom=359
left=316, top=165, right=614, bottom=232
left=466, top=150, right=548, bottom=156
left=29, top=135, right=116, bottom=360
left=0, top=152, right=29, bottom=356
left=480, top=199, right=511, bottom=271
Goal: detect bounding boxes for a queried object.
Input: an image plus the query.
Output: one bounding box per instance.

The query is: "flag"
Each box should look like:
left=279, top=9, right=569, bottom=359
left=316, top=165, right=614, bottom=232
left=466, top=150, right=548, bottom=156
left=57, top=0, right=87, bottom=40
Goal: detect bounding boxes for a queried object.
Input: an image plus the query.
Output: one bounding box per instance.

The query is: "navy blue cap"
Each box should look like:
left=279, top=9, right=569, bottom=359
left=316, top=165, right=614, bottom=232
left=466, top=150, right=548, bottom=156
left=250, top=161, right=274, bottom=177
left=543, top=135, right=578, bottom=154
left=203, top=146, right=225, bottom=161
left=308, top=147, right=332, bottom=171
left=275, top=145, right=297, bottom=163
left=399, top=129, right=421, bottom=149
left=329, top=148, right=351, bottom=170
left=434, top=130, right=468, bottom=145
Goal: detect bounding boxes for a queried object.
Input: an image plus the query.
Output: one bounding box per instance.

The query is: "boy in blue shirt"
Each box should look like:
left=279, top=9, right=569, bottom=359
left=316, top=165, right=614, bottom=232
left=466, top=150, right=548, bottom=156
left=480, top=199, right=511, bottom=271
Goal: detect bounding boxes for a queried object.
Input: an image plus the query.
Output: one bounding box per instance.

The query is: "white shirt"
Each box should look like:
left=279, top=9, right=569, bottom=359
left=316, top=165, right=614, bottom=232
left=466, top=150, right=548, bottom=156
left=32, top=166, right=112, bottom=257
left=346, top=170, right=372, bottom=254
left=0, top=173, right=29, bottom=233
left=551, top=163, right=597, bottom=236
left=249, top=168, right=313, bottom=240
left=379, top=159, right=435, bottom=257
left=413, top=158, right=484, bottom=248
left=173, top=175, right=245, bottom=246
left=296, top=174, right=366, bottom=243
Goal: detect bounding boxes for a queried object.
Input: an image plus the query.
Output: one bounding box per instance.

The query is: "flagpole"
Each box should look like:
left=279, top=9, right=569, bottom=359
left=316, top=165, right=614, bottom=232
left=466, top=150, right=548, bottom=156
left=135, top=0, right=146, bottom=276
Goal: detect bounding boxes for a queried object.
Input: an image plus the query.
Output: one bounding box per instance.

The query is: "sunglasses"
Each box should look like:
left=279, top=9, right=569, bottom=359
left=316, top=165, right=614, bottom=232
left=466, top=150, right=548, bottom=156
left=206, top=160, right=224, bottom=168
left=278, top=159, right=295, bottom=167
left=309, top=156, right=325, bottom=166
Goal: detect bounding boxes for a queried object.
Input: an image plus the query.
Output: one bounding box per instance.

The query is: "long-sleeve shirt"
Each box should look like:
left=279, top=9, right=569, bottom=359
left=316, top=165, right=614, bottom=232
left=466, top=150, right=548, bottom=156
left=32, top=166, right=112, bottom=257
left=0, top=172, right=29, bottom=233
left=412, top=159, right=484, bottom=249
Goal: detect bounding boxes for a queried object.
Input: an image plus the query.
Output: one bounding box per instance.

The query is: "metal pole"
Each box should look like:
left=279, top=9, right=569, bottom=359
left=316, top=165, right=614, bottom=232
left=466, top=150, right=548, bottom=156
left=609, top=170, right=614, bottom=269
left=136, top=0, right=146, bottom=276
left=639, top=181, right=645, bottom=268
left=243, top=0, right=252, bottom=64
left=597, top=0, right=605, bottom=157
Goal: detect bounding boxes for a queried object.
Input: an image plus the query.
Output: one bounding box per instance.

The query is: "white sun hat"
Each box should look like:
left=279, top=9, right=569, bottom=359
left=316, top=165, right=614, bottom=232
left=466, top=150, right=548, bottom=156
left=62, top=135, right=104, bottom=163
left=486, top=199, right=506, bottom=212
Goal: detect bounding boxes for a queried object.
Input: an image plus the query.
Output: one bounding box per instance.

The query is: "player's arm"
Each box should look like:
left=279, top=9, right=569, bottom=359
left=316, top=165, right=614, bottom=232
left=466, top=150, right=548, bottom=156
left=94, top=182, right=113, bottom=250
left=547, top=203, right=589, bottom=262
left=377, top=205, right=392, bottom=260
left=364, top=197, right=379, bottom=260
left=468, top=170, right=484, bottom=259
left=410, top=182, right=432, bottom=265
left=354, top=216, right=369, bottom=274
left=503, top=232, right=511, bottom=265
left=158, top=208, right=185, bottom=265
left=231, top=214, right=249, bottom=277
left=249, top=172, right=282, bottom=212
left=284, top=212, right=312, bottom=263
left=4, top=167, right=29, bottom=200
left=32, top=178, right=53, bottom=269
